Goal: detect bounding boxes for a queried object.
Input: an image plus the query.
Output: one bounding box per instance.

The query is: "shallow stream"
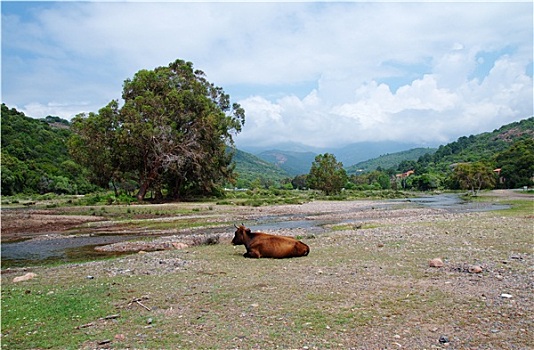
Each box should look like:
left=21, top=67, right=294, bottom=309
left=1, top=194, right=509, bottom=268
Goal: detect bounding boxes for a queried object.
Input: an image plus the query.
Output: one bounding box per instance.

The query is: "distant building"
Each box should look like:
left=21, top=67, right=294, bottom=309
left=395, top=170, right=414, bottom=179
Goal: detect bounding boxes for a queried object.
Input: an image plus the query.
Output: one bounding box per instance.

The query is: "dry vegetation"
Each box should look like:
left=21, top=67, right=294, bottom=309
left=1, top=191, right=532, bottom=349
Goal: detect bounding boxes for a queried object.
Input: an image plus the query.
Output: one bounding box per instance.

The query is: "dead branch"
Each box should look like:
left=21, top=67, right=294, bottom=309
left=128, top=297, right=152, bottom=311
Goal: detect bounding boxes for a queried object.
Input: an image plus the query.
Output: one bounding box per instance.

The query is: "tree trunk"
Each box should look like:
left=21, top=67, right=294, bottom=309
left=111, top=180, right=119, bottom=197
left=137, top=181, right=150, bottom=202
left=154, top=183, right=163, bottom=203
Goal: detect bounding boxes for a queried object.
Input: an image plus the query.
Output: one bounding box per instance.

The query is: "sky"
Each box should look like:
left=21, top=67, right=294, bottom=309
left=2, top=1, right=533, bottom=150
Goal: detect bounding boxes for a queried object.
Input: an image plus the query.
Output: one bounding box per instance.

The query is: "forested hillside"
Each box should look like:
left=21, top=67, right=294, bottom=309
left=431, top=118, right=534, bottom=165
left=231, top=148, right=290, bottom=188
left=256, top=150, right=317, bottom=176
left=1, top=104, right=95, bottom=195
left=346, top=148, right=436, bottom=175
left=388, top=117, right=534, bottom=191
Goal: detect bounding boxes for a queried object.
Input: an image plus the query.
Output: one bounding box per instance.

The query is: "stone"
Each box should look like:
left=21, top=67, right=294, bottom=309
left=172, top=242, right=189, bottom=250
left=439, top=335, right=450, bottom=344
left=468, top=265, right=483, bottom=273
left=13, top=272, right=37, bottom=282
left=501, top=293, right=513, bottom=299
left=429, top=258, right=444, bottom=268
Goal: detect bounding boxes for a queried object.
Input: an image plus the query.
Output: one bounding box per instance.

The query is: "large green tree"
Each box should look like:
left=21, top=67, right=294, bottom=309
left=69, top=59, right=245, bottom=201
left=307, top=153, right=347, bottom=195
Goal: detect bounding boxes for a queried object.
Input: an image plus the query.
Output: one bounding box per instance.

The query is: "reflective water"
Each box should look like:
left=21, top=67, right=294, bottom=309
left=396, top=194, right=510, bottom=212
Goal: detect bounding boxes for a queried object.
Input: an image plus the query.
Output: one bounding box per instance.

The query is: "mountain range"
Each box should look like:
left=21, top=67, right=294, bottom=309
left=243, top=141, right=435, bottom=176
left=235, top=117, right=533, bottom=180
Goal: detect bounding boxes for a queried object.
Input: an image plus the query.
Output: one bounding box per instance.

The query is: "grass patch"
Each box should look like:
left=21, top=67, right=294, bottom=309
left=494, top=198, right=533, bottom=216
left=1, top=282, right=116, bottom=349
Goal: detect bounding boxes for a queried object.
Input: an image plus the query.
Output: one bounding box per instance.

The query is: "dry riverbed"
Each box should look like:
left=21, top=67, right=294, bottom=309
left=1, top=191, right=533, bottom=349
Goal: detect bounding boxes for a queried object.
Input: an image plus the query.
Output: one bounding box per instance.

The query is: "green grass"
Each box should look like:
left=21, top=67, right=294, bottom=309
left=1, top=281, right=117, bottom=349
left=494, top=199, right=533, bottom=216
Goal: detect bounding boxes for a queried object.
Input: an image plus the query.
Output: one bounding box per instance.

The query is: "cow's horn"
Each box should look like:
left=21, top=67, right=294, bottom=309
left=234, top=223, right=239, bottom=229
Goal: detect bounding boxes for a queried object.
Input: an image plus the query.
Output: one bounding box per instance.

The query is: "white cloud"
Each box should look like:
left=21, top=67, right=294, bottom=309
left=2, top=1, right=532, bottom=148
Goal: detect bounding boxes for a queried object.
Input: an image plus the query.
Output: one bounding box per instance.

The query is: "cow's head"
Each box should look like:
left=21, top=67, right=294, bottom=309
left=232, top=224, right=250, bottom=245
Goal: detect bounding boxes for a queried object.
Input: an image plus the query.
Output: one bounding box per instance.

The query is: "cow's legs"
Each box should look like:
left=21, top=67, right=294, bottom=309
left=244, top=250, right=261, bottom=258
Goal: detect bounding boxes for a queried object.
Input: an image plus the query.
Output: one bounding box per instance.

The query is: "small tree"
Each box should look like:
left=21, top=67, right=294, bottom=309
left=307, top=153, right=347, bottom=195
left=451, top=162, right=496, bottom=195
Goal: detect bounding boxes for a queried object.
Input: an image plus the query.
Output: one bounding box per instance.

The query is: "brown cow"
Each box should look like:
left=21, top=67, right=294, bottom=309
left=232, top=224, right=310, bottom=259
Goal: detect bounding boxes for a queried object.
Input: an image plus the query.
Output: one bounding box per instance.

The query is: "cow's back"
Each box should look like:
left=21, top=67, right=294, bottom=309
left=249, top=234, right=309, bottom=258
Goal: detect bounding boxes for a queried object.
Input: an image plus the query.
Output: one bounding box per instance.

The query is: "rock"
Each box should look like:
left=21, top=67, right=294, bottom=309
left=501, top=293, right=513, bottom=299
left=429, top=258, right=444, bottom=268
left=439, top=335, right=450, bottom=344
left=172, top=242, right=189, bottom=250
left=13, top=272, right=37, bottom=282
left=86, top=275, right=95, bottom=279
left=468, top=265, right=483, bottom=273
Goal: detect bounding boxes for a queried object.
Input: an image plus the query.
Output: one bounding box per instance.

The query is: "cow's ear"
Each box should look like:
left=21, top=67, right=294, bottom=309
left=245, top=228, right=251, bottom=234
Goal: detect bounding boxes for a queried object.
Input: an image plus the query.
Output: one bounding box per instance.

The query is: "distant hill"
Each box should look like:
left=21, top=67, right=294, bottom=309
left=0, top=103, right=95, bottom=195
left=431, top=117, right=534, bottom=165
left=240, top=140, right=431, bottom=170
left=256, top=150, right=317, bottom=176
left=329, top=141, right=426, bottom=167
left=231, top=148, right=290, bottom=186
left=346, top=147, right=436, bottom=175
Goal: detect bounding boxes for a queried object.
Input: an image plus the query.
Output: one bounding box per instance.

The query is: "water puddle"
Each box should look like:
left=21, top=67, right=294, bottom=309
left=395, top=194, right=510, bottom=212
left=1, top=235, right=143, bottom=268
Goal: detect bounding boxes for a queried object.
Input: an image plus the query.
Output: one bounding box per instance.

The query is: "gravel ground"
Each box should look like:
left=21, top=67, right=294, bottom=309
left=2, top=192, right=532, bottom=349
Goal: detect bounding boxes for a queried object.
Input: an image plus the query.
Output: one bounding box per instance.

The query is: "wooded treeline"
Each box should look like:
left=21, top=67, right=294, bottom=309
left=3, top=99, right=532, bottom=198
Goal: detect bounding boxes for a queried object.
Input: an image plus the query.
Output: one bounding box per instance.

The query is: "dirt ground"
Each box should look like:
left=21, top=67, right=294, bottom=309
left=1, top=209, right=106, bottom=242
left=1, top=189, right=531, bottom=243
left=1, top=190, right=533, bottom=349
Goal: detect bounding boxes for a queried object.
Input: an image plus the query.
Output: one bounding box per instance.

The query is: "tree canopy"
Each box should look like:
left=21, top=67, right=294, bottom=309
left=69, top=59, right=245, bottom=201
left=307, top=153, right=348, bottom=195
